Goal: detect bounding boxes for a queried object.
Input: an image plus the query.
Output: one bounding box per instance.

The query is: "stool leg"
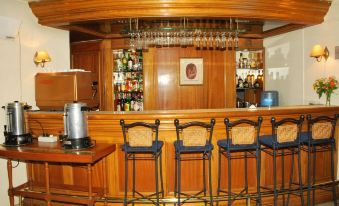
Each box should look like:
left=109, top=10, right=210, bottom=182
left=307, top=144, right=311, bottom=206
left=174, top=152, right=178, bottom=198
left=160, top=151, right=164, bottom=199
left=209, top=152, right=213, bottom=206
left=132, top=154, right=136, bottom=206
left=256, top=147, right=262, bottom=206
left=124, top=153, right=128, bottom=206
left=330, top=143, right=337, bottom=205
left=298, top=146, right=305, bottom=206
left=203, top=153, right=207, bottom=197
left=286, top=148, right=295, bottom=206
left=312, top=147, right=316, bottom=206
left=245, top=151, right=249, bottom=206
left=178, top=154, right=181, bottom=206
left=273, top=148, right=277, bottom=206
left=217, top=150, right=222, bottom=206
left=228, top=151, right=232, bottom=206
left=155, top=153, right=159, bottom=206
left=282, top=149, right=285, bottom=206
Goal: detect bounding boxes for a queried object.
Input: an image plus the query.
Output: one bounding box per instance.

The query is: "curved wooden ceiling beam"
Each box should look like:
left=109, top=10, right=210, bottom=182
left=29, top=0, right=331, bottom=27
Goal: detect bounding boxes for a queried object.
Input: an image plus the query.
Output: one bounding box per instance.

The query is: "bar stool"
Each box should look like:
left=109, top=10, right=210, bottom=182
left=120, top=119, right=164, bottom=206
left=302, top=114, right=338, bottom=206
left=217, top=117, right=263, bottom=206
left=174, top=118, right=215, bottom=206
left=259, top=115, right=305, bottom=206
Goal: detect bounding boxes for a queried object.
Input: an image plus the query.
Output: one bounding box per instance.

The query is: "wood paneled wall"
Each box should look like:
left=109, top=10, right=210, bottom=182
left=71, top=38, right=262, bottom=111
left=143, top=47, right=235, bottom=110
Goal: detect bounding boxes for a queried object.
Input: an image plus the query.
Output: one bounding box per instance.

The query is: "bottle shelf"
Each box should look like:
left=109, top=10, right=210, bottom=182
left=113, top=70, right=143, bottom=73
left=236, top=87, right=262, bottom=91
left=236, top=68, right=263, bottom=70
left=114, top=91, right=143, bottom=94
left=113, top=49, right=144, bottom=112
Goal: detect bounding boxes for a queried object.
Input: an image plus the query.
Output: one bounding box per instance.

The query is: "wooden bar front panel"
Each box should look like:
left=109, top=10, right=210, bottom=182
left=26, top=106, right=339, bottom=205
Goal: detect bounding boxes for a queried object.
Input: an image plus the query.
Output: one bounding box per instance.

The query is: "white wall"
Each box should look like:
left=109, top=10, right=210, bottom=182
left=264, top=0, right=339, bottom=106
left=264, top=0, right=339, bottom=178
left=0, top=0, right=70, bottom=204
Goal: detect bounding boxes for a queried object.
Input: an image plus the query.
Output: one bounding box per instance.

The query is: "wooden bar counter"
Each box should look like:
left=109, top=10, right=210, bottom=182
left=25, top=105, right=339, bottom=205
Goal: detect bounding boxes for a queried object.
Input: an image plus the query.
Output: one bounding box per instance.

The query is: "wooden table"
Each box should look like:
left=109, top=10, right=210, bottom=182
left=0, top=140, right=115, bottom=206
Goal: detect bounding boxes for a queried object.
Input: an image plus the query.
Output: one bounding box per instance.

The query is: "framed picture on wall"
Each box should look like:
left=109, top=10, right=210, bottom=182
left=179, top=58, right=203, bottom=85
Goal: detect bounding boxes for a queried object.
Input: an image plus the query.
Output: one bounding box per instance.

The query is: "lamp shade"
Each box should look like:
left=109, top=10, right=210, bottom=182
left=310, top=45, right=324, bottom=58
left=34, top=50, right=51, bottom=65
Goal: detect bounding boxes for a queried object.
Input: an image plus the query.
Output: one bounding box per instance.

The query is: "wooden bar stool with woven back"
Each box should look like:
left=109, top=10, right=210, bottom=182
left=301, top=114, right=338, bottom=206
left=259, top=115, right=305, bottom=206
left=120, top=119, right=164, bottom=206
left=217, top=117, right=263, bottom=206
left=174, top=118, right=216, bottom=206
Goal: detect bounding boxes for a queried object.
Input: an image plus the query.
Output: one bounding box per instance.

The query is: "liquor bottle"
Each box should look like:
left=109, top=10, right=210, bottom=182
left=238, top=52, right=244, bottom=68
left=120, top=93, right=125, bottom=111
left=138, top=94, right=144, bottom=111
left=116, top=94, right=121, bottom=111
left=126, top=72, right=132, bottom=92
left=243, top=76, right=249, bottom=88
left=124, top=93, right=130, bottom=111
left=250, top=52, right=257, bottom=68
left=250, top=71, right=255, bottom=87
left=236, top=74, right=238, bottom=86
left=122, top=52, right=128, bottom=71
left=257, top=69, right=264, bottom=83
left=237, top=75, right=244, bottom=88
left=246, top=72, right=252, bottom=88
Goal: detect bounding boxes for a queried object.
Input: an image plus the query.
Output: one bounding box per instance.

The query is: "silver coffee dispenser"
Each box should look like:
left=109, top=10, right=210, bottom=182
left=62, top=102, right=92, bottom=149
left=3, top=101, right=32, bottom=146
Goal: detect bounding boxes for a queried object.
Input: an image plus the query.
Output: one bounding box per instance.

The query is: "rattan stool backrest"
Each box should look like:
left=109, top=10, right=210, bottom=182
left=225, top=117, right=263, bottom=145
left=120, top=119, right=160, bottom=147
left=276, top=124, right=298, bottom=143
left=307, top=114, right=339, bottom=140
left=175, top=119, right=216, bottom=147
left=271, top=115, right=304, bottom=144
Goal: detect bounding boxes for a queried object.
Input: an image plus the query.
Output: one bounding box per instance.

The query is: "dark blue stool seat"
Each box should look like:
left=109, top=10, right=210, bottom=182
left=174, top=140, right=213, bottom=153
left=259, top=135, right=300, bottom=149
left=122, top=141, right=164, bottom=153
left=300, top=132, right=335, bottom=146
left=217, top=139, right=257, bottom=151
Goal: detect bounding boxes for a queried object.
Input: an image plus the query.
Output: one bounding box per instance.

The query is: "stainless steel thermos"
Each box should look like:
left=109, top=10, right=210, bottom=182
left=6, top=101, right=27, bottom=135
left=62, top=102, right=92, bottom=149
left=64, top=102, right=88, bottom=139
left=3, top=101, right=32, bottom=146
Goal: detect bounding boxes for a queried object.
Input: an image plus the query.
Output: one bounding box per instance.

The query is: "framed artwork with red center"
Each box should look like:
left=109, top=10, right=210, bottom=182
left=179, top=58, right=203, bottom=85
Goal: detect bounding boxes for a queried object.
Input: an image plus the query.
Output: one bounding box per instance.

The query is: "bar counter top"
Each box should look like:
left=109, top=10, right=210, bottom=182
left=29, top=104, right=339, bottom=118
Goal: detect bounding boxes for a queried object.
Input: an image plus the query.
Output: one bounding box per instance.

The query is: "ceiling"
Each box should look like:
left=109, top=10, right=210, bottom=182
left=28, top=0, right=332, bottom=42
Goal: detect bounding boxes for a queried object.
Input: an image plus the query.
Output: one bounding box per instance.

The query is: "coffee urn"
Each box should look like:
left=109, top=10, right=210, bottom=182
left=62, top=102, right=92, bottom=149
left=3, top=101, right=32, bottom=146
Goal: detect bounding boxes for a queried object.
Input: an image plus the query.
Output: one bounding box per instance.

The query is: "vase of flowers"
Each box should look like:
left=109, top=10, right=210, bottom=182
left=313, top=76, right=338, bottom=105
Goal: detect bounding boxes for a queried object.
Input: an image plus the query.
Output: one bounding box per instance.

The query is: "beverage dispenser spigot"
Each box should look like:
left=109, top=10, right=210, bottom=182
left=2, top=101, right=33, bottom=146
left=62, top=102, right=93, bottom=150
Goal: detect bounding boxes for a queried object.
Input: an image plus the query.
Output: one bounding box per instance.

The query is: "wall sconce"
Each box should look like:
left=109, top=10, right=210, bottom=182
left=310, top=45, right=329, bottom=62
left=34, top=50, right=51, bottom=68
